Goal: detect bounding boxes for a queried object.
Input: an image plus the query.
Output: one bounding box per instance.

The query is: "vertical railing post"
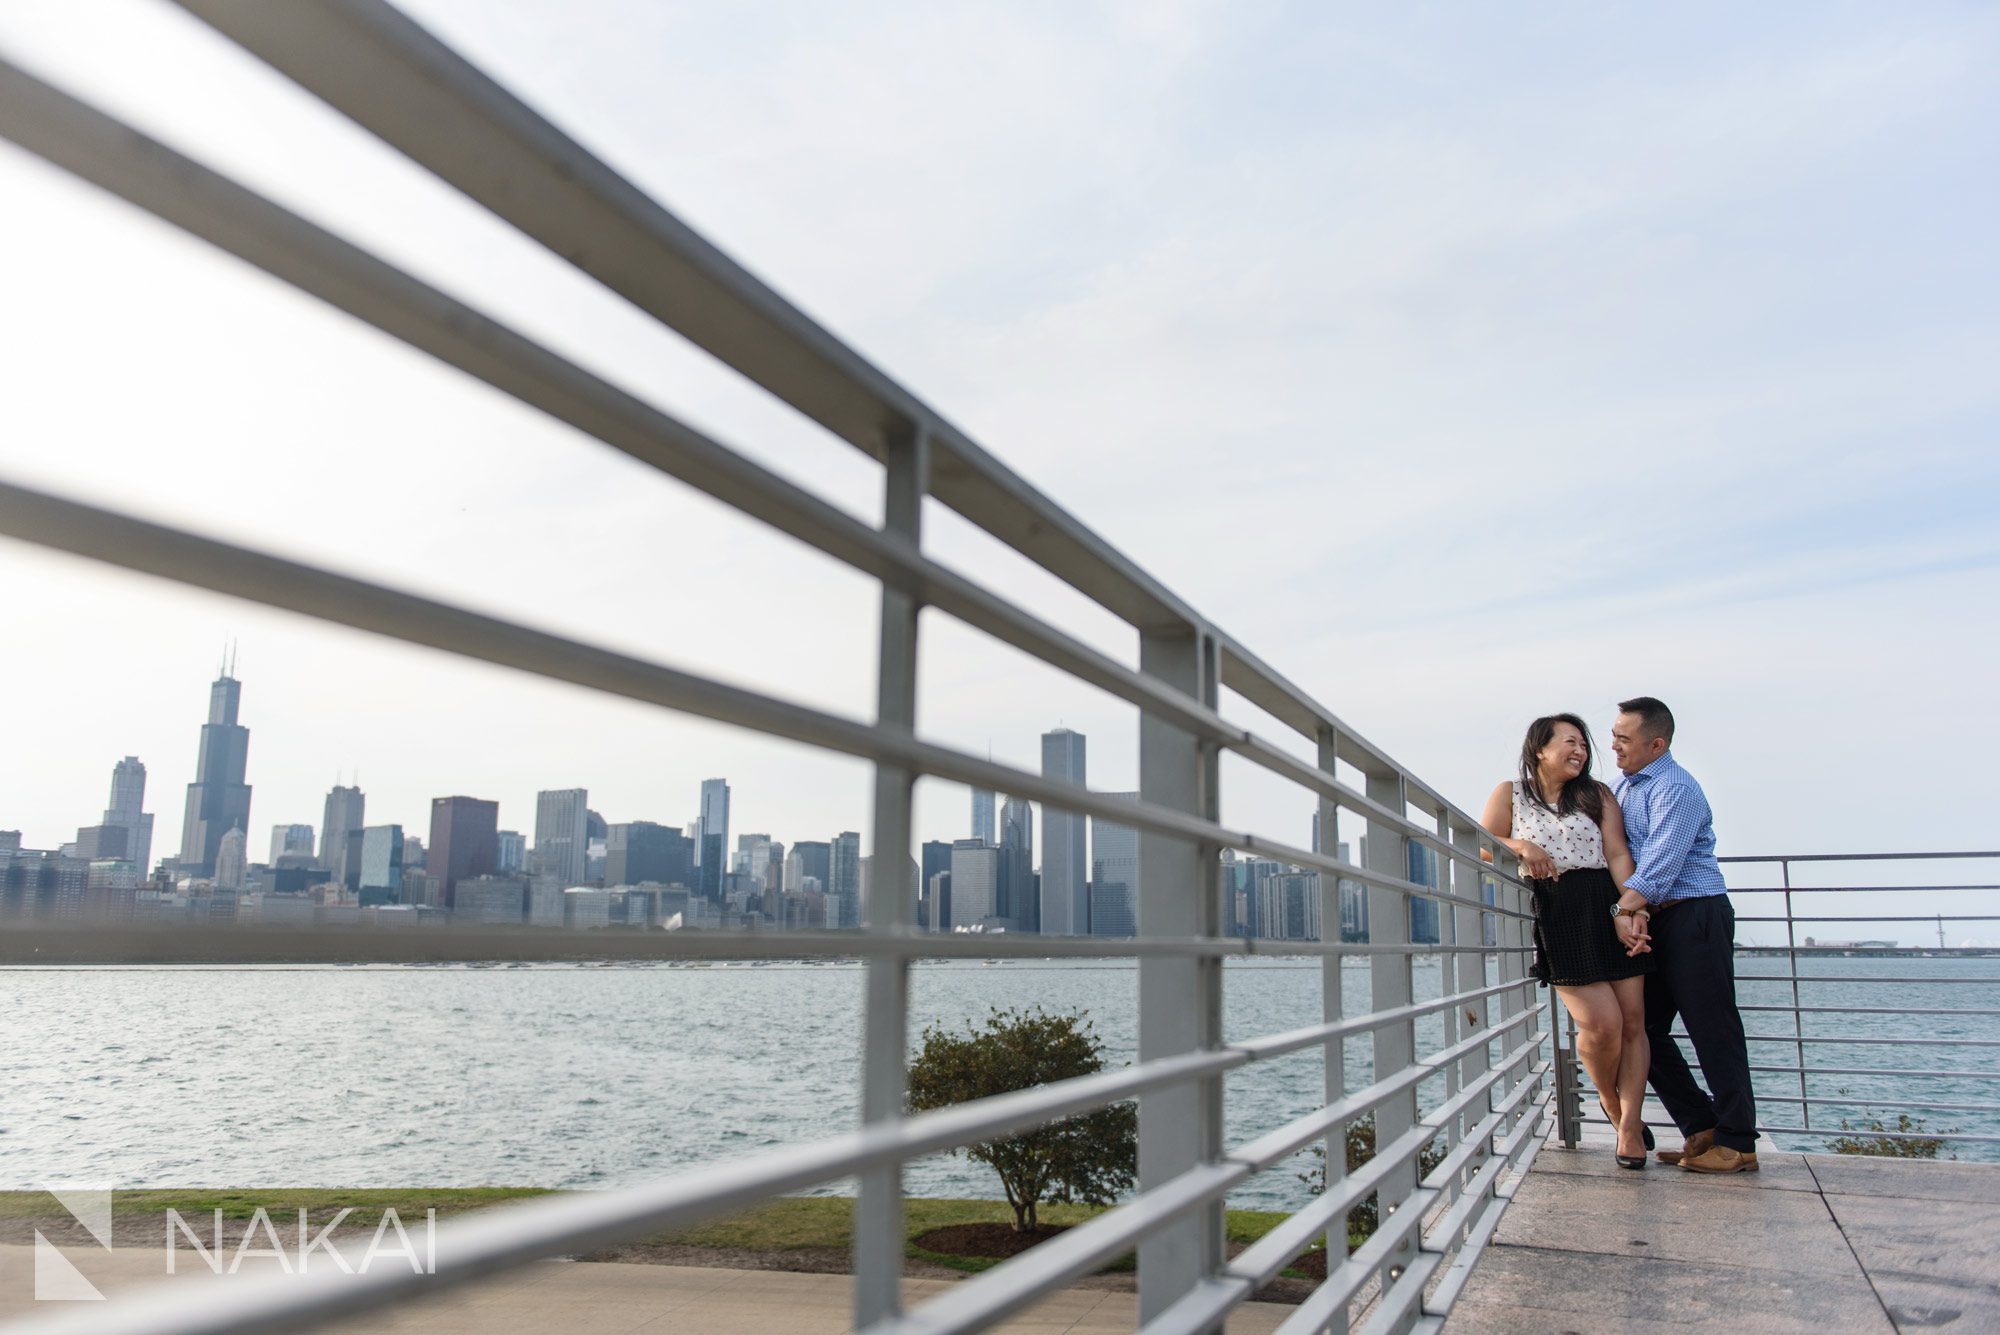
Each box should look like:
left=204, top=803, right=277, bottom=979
left=1137, top=624, right=1223, bottom=1326
left=1489, top=848, right=1536, bottom=1139
left=1449, top=818, right=1490, bottom=1167
left=1363, top=769, right=1418, bottom=1327
left=854, top=424, right=929, bottom=1327
left=1782, top=858, right=1808, bottom=1136
left=1316, top=726, right=1350, bottom=1312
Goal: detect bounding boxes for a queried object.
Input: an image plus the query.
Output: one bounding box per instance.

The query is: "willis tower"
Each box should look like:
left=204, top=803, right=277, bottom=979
left=179, top=655, right=252, bottom=878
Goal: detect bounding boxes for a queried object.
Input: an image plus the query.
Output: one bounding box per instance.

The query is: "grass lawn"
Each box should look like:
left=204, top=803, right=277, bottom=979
left=0, top=1190, right=1338, bottom=1279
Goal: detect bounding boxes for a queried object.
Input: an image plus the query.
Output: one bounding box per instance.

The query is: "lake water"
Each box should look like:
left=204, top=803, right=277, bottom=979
left=1, top=956, right=1990, bottom=1210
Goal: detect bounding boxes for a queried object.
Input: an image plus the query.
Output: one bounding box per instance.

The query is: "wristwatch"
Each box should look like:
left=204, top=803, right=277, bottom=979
left=1610, top=904, right=1638, bottom=920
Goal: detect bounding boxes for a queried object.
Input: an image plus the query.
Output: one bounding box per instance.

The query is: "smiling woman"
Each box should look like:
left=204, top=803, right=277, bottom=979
left=1482, top=713, right=1654, bottom=1165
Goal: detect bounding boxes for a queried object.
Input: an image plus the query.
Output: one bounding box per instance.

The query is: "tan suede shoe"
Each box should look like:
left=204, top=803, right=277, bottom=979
left=1655, top=1128, right=1713, bottom=1166
left=1680, top=1144, right=1758, bottom=1174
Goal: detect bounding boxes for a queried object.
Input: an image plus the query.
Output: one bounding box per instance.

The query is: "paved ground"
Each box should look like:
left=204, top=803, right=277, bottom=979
left=1448, top=1133, right=2000, bottom=1333
left=0, top=1243, right=1294, bottom=1332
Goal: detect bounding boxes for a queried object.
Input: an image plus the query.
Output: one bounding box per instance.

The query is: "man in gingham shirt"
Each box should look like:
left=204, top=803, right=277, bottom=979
left=1612, top=696, right=1760, bottom=1173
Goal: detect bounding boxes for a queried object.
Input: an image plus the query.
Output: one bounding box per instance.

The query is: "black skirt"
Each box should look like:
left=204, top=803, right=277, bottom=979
left=1529, top=866, right=1654, bottom=988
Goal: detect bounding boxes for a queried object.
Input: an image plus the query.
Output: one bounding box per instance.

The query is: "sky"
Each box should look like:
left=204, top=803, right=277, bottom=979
left=0, top=2, right=1995, bottom=944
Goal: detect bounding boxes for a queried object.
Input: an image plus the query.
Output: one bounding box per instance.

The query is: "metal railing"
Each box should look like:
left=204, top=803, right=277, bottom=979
left=1558, top=851, right=2000, bottom=1155
left=0, top=4, right=1547, bottom=1332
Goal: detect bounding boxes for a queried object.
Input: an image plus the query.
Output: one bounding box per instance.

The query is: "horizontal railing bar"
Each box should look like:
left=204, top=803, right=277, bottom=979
left=1723, top=884, right=2000, bottom=894
left=1623, top=1095, right=2000, bottom=1114
left=1735, top=1005, right=2000, bottom=1017
left=1720, top=852, right=2000, bottom=864
left=0, top=923, right=1530, bottom=967
left=173, top=0, right=1528, bottom=889
left=1233, top=1027, right=1541, bottom=1176
left=1233, top=978, right=1532, bottom=1062
left=1365, top=1248, right=1447, bottom=1335
left=1736, top=915, right=2000, bottom=923
left=1710, top=1034, right=2000, bottom=1048
left=1745, top=1065, right=2000, bottom=1080
left=1737, top=975, right=2000, bottom=985
left=1219, top=636, right=1504, bottom=844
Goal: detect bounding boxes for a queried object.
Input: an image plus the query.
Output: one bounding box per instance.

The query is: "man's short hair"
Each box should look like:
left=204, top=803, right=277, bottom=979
left=1617, top=696, right=1675, bottom=745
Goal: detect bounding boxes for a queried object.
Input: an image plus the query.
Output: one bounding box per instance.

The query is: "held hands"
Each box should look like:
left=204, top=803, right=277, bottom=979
left=1614, top=909, right=1652, bottom=956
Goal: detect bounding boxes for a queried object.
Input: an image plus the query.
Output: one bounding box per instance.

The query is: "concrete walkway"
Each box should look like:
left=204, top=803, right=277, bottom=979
left=1448, top=1139, right=2000, bottom=1333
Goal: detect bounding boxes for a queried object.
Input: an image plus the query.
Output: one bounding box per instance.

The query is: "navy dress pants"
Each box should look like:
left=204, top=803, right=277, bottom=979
left=1643, top=895, right=1760, bottom=1153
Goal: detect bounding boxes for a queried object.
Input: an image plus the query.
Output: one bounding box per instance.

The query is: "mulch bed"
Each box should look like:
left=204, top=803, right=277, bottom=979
left=912, top=1221, right=1072, bottom=1259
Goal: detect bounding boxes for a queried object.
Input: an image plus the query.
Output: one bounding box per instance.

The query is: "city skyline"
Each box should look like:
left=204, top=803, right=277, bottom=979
left=3, top=652, right=1994, bottom=944
left=6, top=662, right=1167, bottom=928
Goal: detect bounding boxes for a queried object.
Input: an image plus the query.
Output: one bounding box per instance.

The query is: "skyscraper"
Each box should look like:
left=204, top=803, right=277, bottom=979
left=269, top=824, right=315, bottom=864
left=606, top=822, right=692, bottom=889
left=76, top=756, right=154, bottom=874
left=738, top=833, right=774, bottom=887
left=948, top=839, right=1000, bottom=927
left=321, top=784, right=365, bottom=890
left=534, top=788, right=589, bottom=886
left=697, top=779, right=730, bottom=902
left=828, top=830, right=861, bottom=928
left=213, top=825, right=247, bottom=891
left=920, top=840, right=953, bottom=895
left=429, top=796, right=499, bottom=909
left=1089, top=793, right=1139, bottom=938
left=998, top=795, right=1035, bottom=930
left=789, top=839, right=830, bottom=892
left=359, top=824, right=405, bottom=898
left=178, top=670, right=252, bottom=878
left=495, top=829, right=526, bottom=874
left=970, top=789, right=996, bottom=844
left=1039, top=728, right=1088, bottom=935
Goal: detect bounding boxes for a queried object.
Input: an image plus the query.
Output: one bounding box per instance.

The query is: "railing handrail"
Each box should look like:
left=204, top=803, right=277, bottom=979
left=1720, top=851, right=2000, bottom=864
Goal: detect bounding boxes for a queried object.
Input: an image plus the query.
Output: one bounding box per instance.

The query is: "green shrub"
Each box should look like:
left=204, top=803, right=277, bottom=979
left=907, top=1007, right=1137, bottom=1232
left=1825, top=1111, right=1956, bottom=1160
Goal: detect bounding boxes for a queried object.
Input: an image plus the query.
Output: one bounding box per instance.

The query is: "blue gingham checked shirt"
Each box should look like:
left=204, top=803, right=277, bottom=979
left=1615, top=751, right=1728, bottom=905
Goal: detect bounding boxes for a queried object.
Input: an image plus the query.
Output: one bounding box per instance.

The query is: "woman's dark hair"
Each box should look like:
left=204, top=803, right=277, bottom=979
left=1518, top=714, right=1604, bottom=821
